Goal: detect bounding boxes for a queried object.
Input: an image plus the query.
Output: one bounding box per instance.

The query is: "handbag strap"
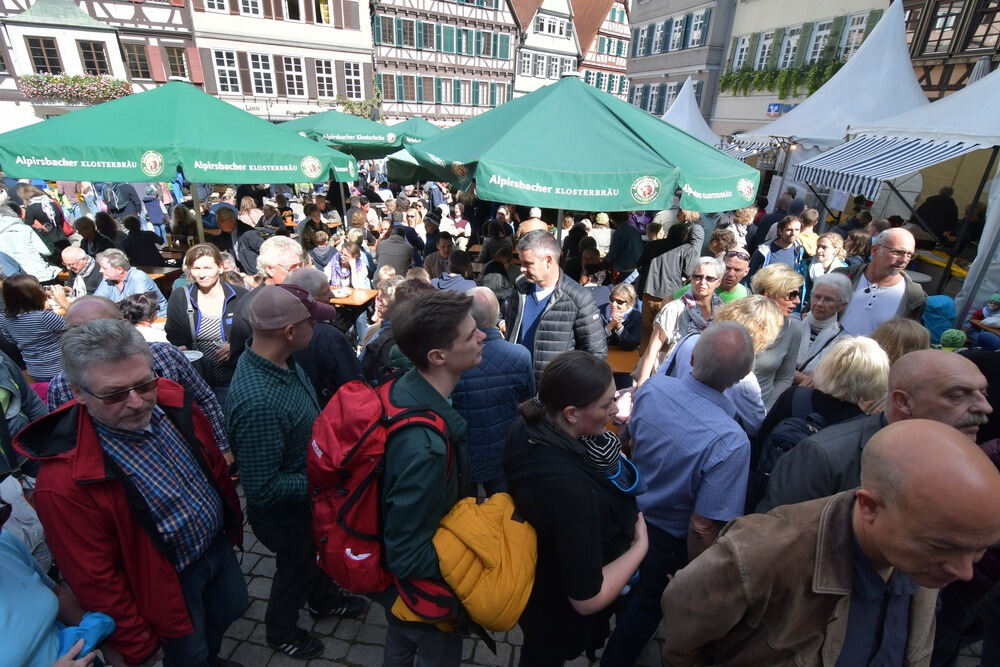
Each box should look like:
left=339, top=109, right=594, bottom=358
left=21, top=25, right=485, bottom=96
left=183, top=286, right=197, bottom=341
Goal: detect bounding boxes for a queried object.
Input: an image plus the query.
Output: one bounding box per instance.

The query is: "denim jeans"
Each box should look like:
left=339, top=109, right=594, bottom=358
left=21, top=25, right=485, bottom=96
left=384, top=623, right=462, bottom=667
left=600, top=524, right=687, bottom=667
left=162, top=533, right=248, bottom=667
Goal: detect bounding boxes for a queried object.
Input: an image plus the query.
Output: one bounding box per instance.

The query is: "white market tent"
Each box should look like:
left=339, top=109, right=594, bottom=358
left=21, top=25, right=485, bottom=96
left=792, top=64, right=1000, bottom=320
left=662, top=77, right=721, bottom=147
left=730, top=0, right=927, bottom=151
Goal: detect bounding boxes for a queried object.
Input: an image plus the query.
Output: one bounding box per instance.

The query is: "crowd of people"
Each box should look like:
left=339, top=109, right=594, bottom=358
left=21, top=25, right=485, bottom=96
left=0, top=171, right=999, bottom=667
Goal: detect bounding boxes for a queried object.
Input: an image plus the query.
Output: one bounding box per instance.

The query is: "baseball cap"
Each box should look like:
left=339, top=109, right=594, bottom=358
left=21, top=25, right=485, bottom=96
left=248, top=284, right=336, bottom=330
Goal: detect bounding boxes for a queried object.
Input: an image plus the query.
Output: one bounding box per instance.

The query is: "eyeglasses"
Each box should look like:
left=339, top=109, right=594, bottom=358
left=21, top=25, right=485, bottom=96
left=277, top=261, right=304, bottom=272
left=784, top=290, right=802, bottom=300
left=691, top=274, right=720, bottom=283
left=724, top=250, right=751, bottom=261
left=79, top=374, right=158, bottom=405
left=876, top=245, right=915, bottom=260
left=610, top=298, right=630, bottom=306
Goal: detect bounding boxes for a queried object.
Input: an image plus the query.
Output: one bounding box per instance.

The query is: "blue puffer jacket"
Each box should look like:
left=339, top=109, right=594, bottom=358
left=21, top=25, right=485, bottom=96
left=452, top=328, right=536, bottom=484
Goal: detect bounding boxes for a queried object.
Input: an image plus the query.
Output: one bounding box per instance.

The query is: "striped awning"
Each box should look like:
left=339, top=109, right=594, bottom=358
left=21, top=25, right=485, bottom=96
left=719, top=142, right=766, bottom=161
left=792, top=135, right=985, bottom=200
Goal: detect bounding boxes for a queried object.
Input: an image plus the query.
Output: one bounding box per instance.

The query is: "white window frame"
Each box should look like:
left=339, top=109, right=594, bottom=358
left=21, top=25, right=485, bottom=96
left=214, top=50, right=240, bottom=93
left=669, top=16, right=685, bottom=50
left=755, top=30, right=774, bottom=69
left=205, top=0, right=227, bottom=11
left=840, top=13, right=868, bottom=59
left=647, top=84, right=659, bottom=111
left=779, top=26, right=801, bottom=68
left=664, top=81, right=678, bottom=108
left=240, top=0, right=262, bottom=17
left=400, top=19, right=416, bottom=48
left=533, top=53, right=545, bottom=77
left=344, top=61, right=362, bottom=100
left=807, top=20, right=832, bottom=63
left=631, top=85, right=641, bottom=105
left=164, top=45, right=188, bottom=79
left=283, top=0, right=304, bottom=22
left=732, top=35, right=750, bottom=69
left=690, top=10, right=707, bottom=47
left=519, top=51, right=532, bottom=76
left=637, top=25, right=648, bottom=54
left=282, top=56, right=305, bottom=97
left=534, top=15, right=544, bottom=33
left=459, top=79, right=472, bottom=106
left=561, top=57, right=574, bottom=75
left=495, top=82, right=506, bottom=105
left=652, top=22, right=665, bottom=53
left=316, top=59, right=335, bottom=98
left=547, top=55, right=559, bottom=78
left=249, top=52, right=274, bottom=95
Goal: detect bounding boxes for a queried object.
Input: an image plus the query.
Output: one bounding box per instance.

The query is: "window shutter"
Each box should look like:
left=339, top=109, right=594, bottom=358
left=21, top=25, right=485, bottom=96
left=395, top=74, right=404, bottom=100
left=657, top=83, right=668, bottom=113
left=727, top=36, right=738, bottom=69
left=394, top=17, right=403, bottom=47
left=822, top=15, right=847, bottom=60
left=471, top=79, right=479, bottom=106
left=303, top=0, right=314, bottom=23
left=644, top=24, right=655, bottom=55
left=274, top=56, right=286, bottom=95
left=767, top=27, right=784, bottom=67
left=466, top=29, right=475, bottom=55
left=598, top=36, right=606, bottom=53
left=434, top=76, right=442, bottom=103
left=632, top=28, right=640, bottom=57
left=415, top=75, right=424, bottom=101
left=415, top=21, right=423, bottom=50
left=444, top=26, right=455, bottom=53
left=475, top=30, right=483, bottom=56
left=362, top=62, right=372, bottom=96
left=863, top=9, right=883, bottom=40
left=498, top=33, right=510, bottom=59
left=699, top=8, right=711, bottom=46
left=683, top=14, right=693, bottom=49
left=344, top=0, right=360, bottom=29
left=660, top=19, right=672, bottom=52
left=694, top=79, right=703, bottom=105
left=262, top=0, right=272, bottom=19
left=453, top=79, right=461, bottom=104
left=187, top=47, right=204, bottom=83
left=236, top=51, right=252, bottom=93
left=335, top=60, right=347, bottom=97
left=199, top=48, right=217, bottom=93
left=792, top=22, right=813, bottom=66
left=489, top=81, right=496, bottom=106
left=456, top=28, right=464, bottom=54
left=640, top=84, right=650, bottom=110
left=745, top=32, right=761, bottom=67
left=148, top=46, right=167, bottom=82
left=304, top=57, right=316, bottom=98
left=374, top=14, right=382, bottom=44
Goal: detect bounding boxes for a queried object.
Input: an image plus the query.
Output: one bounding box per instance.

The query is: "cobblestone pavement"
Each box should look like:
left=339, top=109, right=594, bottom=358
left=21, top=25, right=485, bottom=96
left=203, top=498, right=985, bottom=667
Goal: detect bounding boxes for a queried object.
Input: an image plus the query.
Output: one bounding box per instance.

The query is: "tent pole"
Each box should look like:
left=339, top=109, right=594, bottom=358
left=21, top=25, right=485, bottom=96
left=805, top=182, right=834, bottom=232
left=886, top=182, right=935, bottom=240
left=936, top=145, right=999, bottom=294
left=191, top=186, right=205, bottom=244
left=556, top=208, right=564, bottom=244
left=958, top=202, right=1000, bottom=326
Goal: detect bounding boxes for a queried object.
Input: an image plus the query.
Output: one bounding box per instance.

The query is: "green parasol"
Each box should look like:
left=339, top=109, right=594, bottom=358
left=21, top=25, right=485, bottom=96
left=386, top=147, right=443, bottom=184
left=406, top=76, right=760, bottom=213
left=281, top=108, right=402, bottom=159
left=389, top=117, right=443, bottom=146
left=0, top=81, right=357, bottom=185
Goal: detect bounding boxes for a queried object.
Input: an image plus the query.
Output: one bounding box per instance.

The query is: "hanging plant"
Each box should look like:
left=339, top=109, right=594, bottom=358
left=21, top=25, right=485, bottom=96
left=752, top=67, right=780, bottom=92
left=18, top=74, right=132, bottom=105
left=723, top=58, right=844, bottom=98
left=719, top=71, right=735, bottom=93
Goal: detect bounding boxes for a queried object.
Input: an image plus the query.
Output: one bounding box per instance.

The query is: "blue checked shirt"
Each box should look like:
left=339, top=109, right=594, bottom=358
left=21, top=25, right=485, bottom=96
left=95, top=406, right=223, bottom=571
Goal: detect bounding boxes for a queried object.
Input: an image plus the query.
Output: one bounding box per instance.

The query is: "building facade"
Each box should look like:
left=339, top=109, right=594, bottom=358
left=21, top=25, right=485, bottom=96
left=572, top=0, right=629, bottom=99
left=188, top=0, right=374, bottom=121
left=903, top=0, right=999, bottom=99
left=510, top=0, right=579, bottom=97
left=371, top=0, right=518, bottom=124
left=627, top=0, right=732, bottom=117
left=711, top=0, right=888, bottom=135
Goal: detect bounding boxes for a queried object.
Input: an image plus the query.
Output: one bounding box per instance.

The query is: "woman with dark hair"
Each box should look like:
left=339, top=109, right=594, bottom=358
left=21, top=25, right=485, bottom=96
left=120, top=216, right=165, bottom=267
left=476, top=220, right=513, bottom=263
left=844, top=228, right=872, bottom=267
left=120, top=291, right=169, bottom=343
left=94, top=211, right=125, bottom=248
left=0, top=274, right=65, bottom=381
left=165, top=243, right=246, bottom=404
left=504, top=350, right=648, bottom=666
left=16, top=183, right=67, bottom=254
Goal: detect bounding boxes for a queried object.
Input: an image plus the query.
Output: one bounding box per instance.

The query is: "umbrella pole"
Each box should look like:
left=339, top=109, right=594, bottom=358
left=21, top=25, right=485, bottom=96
left=936, top=145, right=998, bottom=294
left=341, top=181, right=349, bottom=221
left=556, top=208, right=564, bottom=244
left=191, top=186, right=206, bottom=244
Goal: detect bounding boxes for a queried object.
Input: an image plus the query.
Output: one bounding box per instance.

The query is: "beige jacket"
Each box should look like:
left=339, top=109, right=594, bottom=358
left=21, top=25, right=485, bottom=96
left=661, top=491, right=937, bottom=667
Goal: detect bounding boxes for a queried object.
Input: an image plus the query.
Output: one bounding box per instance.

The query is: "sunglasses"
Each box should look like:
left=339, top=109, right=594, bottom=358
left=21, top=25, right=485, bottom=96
left=725, top=250, right=751, bottom=261
left=691, top=274, right=719, bottom=283
left=784, top=290, right=802, bottom=300
left=610, top=298, right=630, bottom=306
left=79, top=374, right=159, bottom=405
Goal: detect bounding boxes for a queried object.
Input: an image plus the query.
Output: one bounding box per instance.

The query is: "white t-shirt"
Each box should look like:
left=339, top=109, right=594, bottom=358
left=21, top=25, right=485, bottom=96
left=840, top=274, right=906, bottom=336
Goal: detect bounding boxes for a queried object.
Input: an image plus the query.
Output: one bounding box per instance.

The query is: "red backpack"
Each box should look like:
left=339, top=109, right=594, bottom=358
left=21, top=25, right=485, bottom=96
left=307, top=377, right=451, bottom=594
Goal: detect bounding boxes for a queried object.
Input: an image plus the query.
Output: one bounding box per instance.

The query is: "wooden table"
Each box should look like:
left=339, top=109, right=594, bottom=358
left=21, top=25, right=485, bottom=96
left=138, top=266, right=183, bottom=282
left=160, top=249, right=184, bottom=260
left=330, top=288, right=377, bottom=307
left=607, top=347, right=640, bottom=375
left=971, top=320, right=1000, bottom=337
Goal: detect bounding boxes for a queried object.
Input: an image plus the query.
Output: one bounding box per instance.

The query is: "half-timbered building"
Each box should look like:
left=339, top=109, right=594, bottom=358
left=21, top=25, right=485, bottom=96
left=510, top=0, right=579, bottom=97
left=571, top=0, right=629, bottom=100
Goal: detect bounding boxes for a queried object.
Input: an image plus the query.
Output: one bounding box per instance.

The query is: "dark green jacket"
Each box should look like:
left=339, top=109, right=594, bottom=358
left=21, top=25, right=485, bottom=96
left=381, top=369, right=470, bottom=583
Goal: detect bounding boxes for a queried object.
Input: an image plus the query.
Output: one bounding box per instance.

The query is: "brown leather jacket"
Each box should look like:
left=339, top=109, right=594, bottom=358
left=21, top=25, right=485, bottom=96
left=661, top=491, right=937, bottom=666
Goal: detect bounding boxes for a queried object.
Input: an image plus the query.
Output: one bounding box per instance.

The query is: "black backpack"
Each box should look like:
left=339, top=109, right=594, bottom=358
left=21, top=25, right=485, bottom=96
left=746, top=388, right=826, bottom=511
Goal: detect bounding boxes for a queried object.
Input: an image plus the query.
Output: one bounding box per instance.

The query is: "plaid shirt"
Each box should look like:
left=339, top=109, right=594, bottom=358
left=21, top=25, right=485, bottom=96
left=226, top=348, right=319, bottom=525
left=47, top=341, right=230, bottom=453
left=95, top=406, right=223, bottom=571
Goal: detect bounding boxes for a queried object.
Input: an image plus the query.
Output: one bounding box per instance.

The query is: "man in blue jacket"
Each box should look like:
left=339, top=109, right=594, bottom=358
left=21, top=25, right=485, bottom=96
left=452, top=287, right=535, bottom=493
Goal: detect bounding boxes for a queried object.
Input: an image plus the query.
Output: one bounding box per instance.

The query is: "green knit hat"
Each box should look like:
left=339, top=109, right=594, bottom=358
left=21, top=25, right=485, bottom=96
left=988, top=292, right=1000, bottom=304
left=939, top=329, right=967, bottom=350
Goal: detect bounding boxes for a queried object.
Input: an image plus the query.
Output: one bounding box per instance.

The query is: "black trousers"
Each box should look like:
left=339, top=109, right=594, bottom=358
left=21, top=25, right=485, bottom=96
left=250, top=517, right=339, bottom=642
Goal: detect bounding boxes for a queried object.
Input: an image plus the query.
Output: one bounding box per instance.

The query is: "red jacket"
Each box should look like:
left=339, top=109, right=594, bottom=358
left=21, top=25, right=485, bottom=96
left=14, top=378, right=243, bottom=665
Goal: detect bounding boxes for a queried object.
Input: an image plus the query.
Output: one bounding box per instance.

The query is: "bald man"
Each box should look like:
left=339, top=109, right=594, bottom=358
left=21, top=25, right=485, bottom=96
left=837, top=228, right=927, bottom=335
left=451, top=287, right=535, bottom=493
left=57, top=245, right=103, bottom=305
left=45, top=296, right=234, bottom=462
left=758, top=348, right=991, bottom=512
left=663, top=420, right=1000, bottom=667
